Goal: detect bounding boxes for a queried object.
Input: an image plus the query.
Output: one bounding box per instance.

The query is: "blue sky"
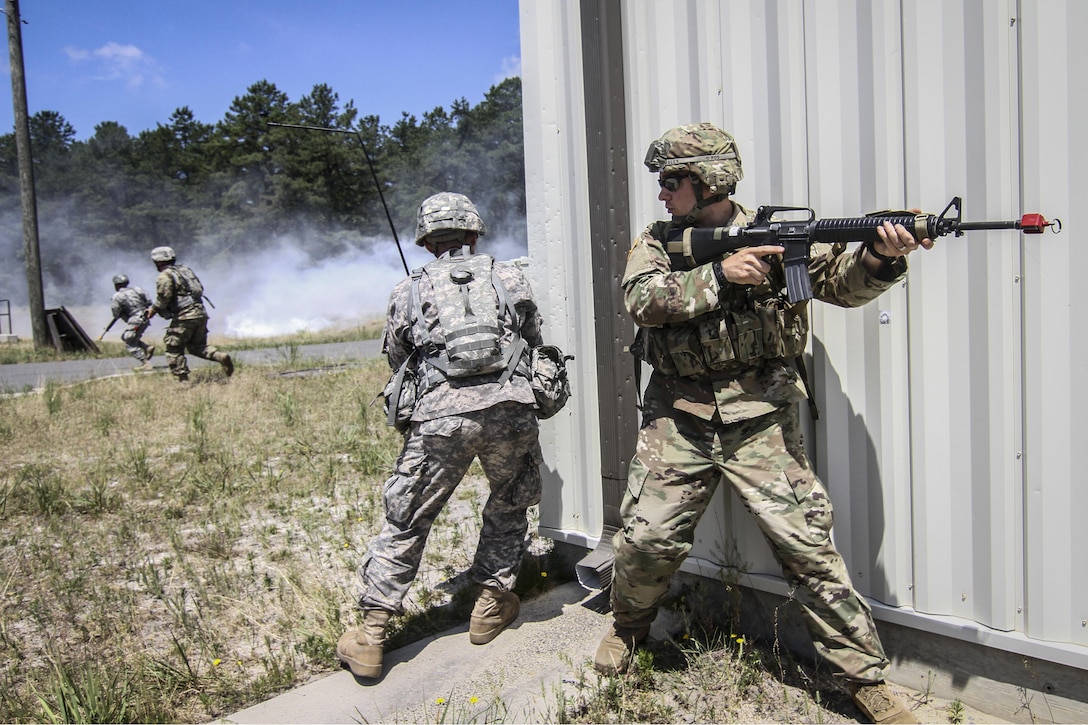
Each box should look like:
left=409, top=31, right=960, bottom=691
left=2, top=0, right=522, bottom=140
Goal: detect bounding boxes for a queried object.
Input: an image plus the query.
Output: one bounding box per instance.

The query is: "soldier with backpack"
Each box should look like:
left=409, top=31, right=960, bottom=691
left=147, top=246, right=233, bottom=383
left=338, top=192, right=549, bottom=681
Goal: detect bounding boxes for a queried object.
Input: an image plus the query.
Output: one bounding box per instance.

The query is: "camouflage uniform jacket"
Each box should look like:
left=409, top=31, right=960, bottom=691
left=153, top=263, right=207, bottom=322
left=623, top=201, right=907, bottom=424
left=110, top=286, right=151, bottom=324
left=383, top=253, right=543, bottom=421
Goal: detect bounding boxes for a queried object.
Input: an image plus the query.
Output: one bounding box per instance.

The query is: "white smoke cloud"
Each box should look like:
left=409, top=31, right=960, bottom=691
left=205, top=230, right=528, bottom=338
left=0, top=217, right=529, bottom=341
left=208, top=238, right=418, bottom=338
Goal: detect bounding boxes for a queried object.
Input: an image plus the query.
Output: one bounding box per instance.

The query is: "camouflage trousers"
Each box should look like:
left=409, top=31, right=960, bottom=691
left=358, top=402, right=542, bottom=613
left=163, top=316, right=220, bottom=378
left=120, top=320, right=151, bottom=362
left=610, top=403, right=890, bottom=683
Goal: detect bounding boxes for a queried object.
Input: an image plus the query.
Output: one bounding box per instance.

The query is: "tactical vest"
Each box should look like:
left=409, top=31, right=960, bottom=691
left=165, top=264, right=204, bottom=317
left=635, top=221, right=810, bottom=379
left=410, top=251, right=527, bottom=389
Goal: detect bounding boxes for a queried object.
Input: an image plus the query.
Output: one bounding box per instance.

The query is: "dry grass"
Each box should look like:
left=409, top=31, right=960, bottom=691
left=0, top=355, right=496, bottom=722
left=0, top=344, right=997, bottom=725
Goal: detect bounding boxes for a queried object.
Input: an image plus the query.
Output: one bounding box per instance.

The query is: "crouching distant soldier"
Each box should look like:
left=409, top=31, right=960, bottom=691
left=104, top=273, right=154, bottom=370
left=147, top=246, right=233, bottom=383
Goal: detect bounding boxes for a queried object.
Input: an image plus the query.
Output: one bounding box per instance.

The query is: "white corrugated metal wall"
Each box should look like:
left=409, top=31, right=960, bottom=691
left=521, top=0, right=1085, bottom=687
left=1019, top=0, right=1088, bottom=651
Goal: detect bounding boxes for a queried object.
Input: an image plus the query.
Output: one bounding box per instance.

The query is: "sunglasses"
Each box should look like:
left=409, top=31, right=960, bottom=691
left=657, top=175, right=688, bottom=192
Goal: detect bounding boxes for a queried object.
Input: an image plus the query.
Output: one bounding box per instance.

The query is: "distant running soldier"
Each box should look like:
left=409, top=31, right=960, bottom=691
left=147, top=246, right=232, bottom=383
left=103, top=273, right=154, bottom=370
left=338, top=192, right=545, bottom=681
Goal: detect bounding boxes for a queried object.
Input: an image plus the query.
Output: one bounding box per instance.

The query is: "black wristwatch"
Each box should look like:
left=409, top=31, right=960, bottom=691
left=863, top=240, right=907, bottom=281
left=712, top=260, right=728, bottom=288
left=864, top=239, right=895, bottom=263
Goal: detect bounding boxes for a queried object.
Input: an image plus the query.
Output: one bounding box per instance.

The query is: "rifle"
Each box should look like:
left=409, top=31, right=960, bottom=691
left=98, top=317, right=118, bottom=341
left=666, top=196, right=1062, bottom=304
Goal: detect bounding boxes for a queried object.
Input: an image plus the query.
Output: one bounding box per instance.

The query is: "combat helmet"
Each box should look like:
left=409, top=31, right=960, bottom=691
left=644, top=123, right=744, bottom=223
left=150, top=246, right=176, bottom=263
left=414, top=192, right=487, bottom=247
left=112, top=274, right=129, bottom=288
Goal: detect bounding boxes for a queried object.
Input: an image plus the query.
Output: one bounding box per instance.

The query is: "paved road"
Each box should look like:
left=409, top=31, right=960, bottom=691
left=0, top=339, right=383, bottom=391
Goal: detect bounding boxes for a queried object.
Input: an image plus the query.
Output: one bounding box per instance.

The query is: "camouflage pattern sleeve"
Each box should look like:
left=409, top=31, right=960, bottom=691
left=382, top=278, right=414, bottom=371
left=809, top=242, right=908, bottom=308
left=110, top=293, right=124, bottom=322
left=496, top=263, right=544, bottom=348
left=152, top=269, right=176, bottom=317
left=622, top=224, right=723, bottom=328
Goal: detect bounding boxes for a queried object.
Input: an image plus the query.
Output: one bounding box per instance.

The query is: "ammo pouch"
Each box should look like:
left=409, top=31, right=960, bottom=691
left=382, top=352, right=420, bottom=433
left=641, top=300, right=808, bottom=379
left=528, top=345, right=572, bottom=420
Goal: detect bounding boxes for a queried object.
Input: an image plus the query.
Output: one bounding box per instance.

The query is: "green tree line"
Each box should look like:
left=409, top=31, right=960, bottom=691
left=0, top=77, right=525, bottom=301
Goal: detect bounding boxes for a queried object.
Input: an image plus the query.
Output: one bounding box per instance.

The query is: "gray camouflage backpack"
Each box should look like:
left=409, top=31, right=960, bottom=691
left=410, top=251, right=527, bottom=385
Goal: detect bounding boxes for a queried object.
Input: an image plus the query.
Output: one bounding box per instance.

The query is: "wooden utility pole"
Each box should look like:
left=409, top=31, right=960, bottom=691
left=5, top=0, right=47, bottom=348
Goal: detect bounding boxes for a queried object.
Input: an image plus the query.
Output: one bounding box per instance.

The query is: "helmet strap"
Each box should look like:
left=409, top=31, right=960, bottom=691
left=675, top=176, right=729, bottom=226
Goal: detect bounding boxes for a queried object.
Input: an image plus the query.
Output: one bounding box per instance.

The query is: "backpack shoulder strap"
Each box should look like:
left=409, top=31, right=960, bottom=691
left=489, top=258, right=527, bottom=384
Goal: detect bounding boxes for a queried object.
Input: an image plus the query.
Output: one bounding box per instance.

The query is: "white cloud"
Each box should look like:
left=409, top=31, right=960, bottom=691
left=496, top=55, right=521, bottom=84
left=63, top=42, right=166, bottom=90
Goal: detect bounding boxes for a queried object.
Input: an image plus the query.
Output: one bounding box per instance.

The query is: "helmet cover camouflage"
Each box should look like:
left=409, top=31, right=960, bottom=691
left=644, top=122, right=744, bottom=194
left=112, top=274, right=129, bottom=287
left=150, top=246, right=176, bottom=263
left=414, top=192, right=487, bottom=246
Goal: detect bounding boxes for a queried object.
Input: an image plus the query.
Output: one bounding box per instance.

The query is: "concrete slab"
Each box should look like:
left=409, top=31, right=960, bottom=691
left=224, top=581, right=610, bottom=724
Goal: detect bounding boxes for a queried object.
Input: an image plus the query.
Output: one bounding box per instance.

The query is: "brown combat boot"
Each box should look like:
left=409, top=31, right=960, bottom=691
left=469, top=586, right=519, bottom=644
left=593, top=622, right=650, bottom=676
left=847, top=681, right=919, bottom=724
left=337, top=609, right=390, bottom=679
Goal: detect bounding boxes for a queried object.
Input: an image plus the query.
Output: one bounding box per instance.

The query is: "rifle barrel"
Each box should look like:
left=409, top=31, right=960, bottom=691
left=954, top=220, right=1021, bottom=231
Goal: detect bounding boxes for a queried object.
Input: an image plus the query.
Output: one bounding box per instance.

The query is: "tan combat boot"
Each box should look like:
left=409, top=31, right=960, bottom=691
left=213, top=352, right=234, bottom=377
left=337, top=609, right=390, bottom=679
left=847, top=681, right=919, bottom=724
left=469, top=586, right=520, bottom=644
left=593, top=622, right=650, bottom=676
